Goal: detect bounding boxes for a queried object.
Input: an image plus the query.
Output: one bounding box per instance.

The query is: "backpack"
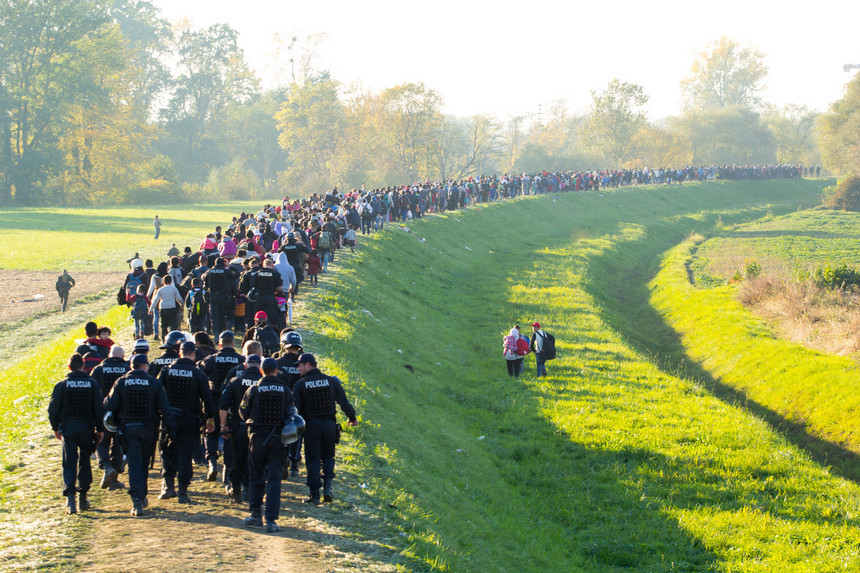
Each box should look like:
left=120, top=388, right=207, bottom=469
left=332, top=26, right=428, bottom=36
left=539, top=331, right=556, bottom=360
left=124, top=274, right=143, bottom=307
left=131, top=297, right=148, bottom=320
left=318, top=231, right=333, bottom=250
left=190, top=289, right=207, bottom=317
left=254, top=326, right=279, bottom=357
left=516, top=337, right=530, bottom=356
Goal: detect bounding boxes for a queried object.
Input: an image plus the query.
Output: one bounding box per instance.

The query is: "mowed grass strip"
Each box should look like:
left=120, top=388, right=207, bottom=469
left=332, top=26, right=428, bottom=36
left=0, top=201, right=261, bottom=271
left=295, top=179, right=860, bottom=571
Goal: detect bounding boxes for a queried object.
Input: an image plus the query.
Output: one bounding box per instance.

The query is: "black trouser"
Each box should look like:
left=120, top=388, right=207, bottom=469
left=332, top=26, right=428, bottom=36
left=160, top=307, right=179, bottom=337
left=60, top=422, right=94, bottom=496
left=210, top=294, right=234, bottom=335
left=160, top=414, right=197, bottom=489
left=506, top=358, right=523, bottom=378
left=97, top=431, right=123, bottom=473
left=228, top=424, right=250, bottom=493
left=303, top=418, right=336, bottom=495
left=123, top=423, right=155, bottom=500
left=248, top=428, right=283, bottom=522
left=287, top=435, right=303, bottom=465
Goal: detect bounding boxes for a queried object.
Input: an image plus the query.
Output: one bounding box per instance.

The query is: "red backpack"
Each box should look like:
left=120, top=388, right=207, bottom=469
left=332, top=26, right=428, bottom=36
left=516, top=337, right=530, bottom=356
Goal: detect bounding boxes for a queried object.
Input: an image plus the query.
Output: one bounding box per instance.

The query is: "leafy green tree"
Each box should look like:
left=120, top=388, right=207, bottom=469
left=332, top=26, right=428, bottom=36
left=0, top=0, right=111, bottom=204
left=762, top=104, right=820, bottom=167
left=583, top=79, right=649, bottom=167
left=681, top=36, right=768, bottom=110
left=669, top=106, right=775, bottom=165
left=819, top=74, right=860, bottom=176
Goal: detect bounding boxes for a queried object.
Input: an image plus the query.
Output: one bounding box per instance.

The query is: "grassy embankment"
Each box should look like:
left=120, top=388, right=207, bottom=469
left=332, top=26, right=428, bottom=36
left=8, top=182, right=860, bottom=571
left=650, top=209, right=860, bottom=475
left=298, top=178, right=860, bottom=571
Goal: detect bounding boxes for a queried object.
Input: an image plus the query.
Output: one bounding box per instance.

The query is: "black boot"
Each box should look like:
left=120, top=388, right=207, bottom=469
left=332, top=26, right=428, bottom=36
left=323, top=479, right=333, bottom=503
left=158, top=478, right=176, bottom=500
left=302, top=490, right=320, bottom=505
left=65, top=494, right=77, bottom=515
left=289, top=461, right=299, bottom=478
left=244, top=510, right=262, bottom=527
left=101, top=466, right=118, bottom=489
left=177, top=487, right=191, bottom=504
left=130, top=497, right=144, bottom=516
left=79, top=491, right=90, bottom=511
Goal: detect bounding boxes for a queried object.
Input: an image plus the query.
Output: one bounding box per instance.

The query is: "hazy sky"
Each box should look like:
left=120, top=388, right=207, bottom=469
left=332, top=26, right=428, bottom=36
left=153, top=0, right=859, bottom=121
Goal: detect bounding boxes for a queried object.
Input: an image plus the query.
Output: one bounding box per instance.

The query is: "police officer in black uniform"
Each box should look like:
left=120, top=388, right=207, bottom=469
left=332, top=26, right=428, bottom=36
left=251, top=259, right=282, bottom=331
left=219, top=353, right=263, bottom=503
left=199, top=330, right=243, bottom=483
left=276, top=331, right=305, bottom=478
left=91, top=345, right=130, bottom=489
left=150, top=330, right=185, bottom=378
left=293, top=353, right=357, bottom=505
left=203, top=258, right=237, bottom=335
left=157, top=341, right=215, bottom=503
left=240, top=357, right=292, bottom=532
left=48, top=353, right=105, bottom=514
left=105, top=353, right=175, bottom=516
left=279, top=232, right=310, bottom=297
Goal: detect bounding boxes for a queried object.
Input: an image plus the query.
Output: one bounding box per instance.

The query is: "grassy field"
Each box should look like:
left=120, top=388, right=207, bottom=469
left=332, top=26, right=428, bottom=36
left=0, top=201, right=261, bottom=271
left=691, top=209, right=860, bottom=284
left=9, top=180, right=860, bottom=571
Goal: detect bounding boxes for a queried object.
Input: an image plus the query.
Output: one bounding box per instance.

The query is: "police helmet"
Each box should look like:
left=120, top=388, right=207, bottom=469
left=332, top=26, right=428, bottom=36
left=287, top=405, right=306, bottom=435
left=159, top=330, right=186, bottom=350
left=103, top=411, right=118, bottom=433
left=281, top=420, right=299, bottom=445
left=281, top=331, right=302, bottom=348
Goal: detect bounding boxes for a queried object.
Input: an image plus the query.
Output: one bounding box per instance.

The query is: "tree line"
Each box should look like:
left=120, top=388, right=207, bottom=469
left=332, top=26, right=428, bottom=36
left=0, top=1, right=857, bottom=206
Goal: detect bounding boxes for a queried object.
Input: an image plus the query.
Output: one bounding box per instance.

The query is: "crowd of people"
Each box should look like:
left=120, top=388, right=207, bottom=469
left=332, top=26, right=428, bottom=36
left=47, top=162, right=812, bottom=531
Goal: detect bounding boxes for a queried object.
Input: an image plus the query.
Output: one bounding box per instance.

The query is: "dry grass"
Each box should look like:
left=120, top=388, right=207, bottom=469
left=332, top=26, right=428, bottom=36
left=738, top=271, right=860, bottom=359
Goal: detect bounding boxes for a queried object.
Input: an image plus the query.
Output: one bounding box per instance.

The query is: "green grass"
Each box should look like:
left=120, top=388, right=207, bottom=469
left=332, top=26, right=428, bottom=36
left=8, top=180, right=860, bottom=571
left=0, top=201, right=261, bottom=271
left=692, top=208, right=860, bottom=282
left=293, top=178, right=860, bottom=571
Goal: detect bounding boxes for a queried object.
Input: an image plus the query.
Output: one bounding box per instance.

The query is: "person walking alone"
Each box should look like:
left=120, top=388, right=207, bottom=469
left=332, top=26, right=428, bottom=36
left=56, top=270, right=76, bottom=312
left=153, top=215, right=162, bottom=240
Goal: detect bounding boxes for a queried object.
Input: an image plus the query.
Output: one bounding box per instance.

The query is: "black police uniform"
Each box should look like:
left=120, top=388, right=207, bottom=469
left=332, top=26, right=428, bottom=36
left=238, top=266, right=259, bottom=330
left=91, top=357, right=130, bottom=477
left=250, top=267, right=282, bottom=329
left=48, top=370, right=105, bottom=510
left=292, top=368, right=356, bottom=501
left=279, top=240, right=310, bottom=295
left=157, top=357, right=215, bottom=496
left=277, top=351, right=304, bottom=471
left=199, top=346, right=243, bottom=474
left=220, top=364, right=263, bottom=498
left=105, top=369, right=175, bottom=510
left=149, top=348, right=180, bottom=379
left=239, top=373, right=292, bottom=524
left=204, top=265, right=237, bottom=334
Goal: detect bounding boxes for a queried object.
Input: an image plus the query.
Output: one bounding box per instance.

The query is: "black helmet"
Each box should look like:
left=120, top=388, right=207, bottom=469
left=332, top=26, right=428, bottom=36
left=281, top=408, right=306, bottom=446
left=159, top=330, right=186, bottom=350
left=103, top=411, right=118, bottom=433
left=281, top=331, right=302, bottom=348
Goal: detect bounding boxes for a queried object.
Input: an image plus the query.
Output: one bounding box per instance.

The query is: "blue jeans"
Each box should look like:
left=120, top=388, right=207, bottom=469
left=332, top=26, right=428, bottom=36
left=535, top=354, right=547, bottom=377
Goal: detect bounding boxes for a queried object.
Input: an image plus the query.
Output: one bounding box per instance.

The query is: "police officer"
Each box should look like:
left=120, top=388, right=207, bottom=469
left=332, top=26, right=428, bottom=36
left=150, top=330, right=184, bottom=378
left=292, top=353, right=357, bottom=505
left=91, top=345, right=130, bottom=489
left=157, top=341, right=215, bottom=503
left=48, top=353, right=105, bottom=514
left=220, top=353, right=263, bottom=503
left=105, top=353, right=175, bottom=516
left=279, top=232, right=310, bottom=297
left=203, top=258, right=237, bottom=334
left=276, top=331, right=305, bottom=478
left=240, top=357, right=292, bottom=532
left=251, top=259, right=282, bottom=331
left=199, top=330, right=243, bottom=483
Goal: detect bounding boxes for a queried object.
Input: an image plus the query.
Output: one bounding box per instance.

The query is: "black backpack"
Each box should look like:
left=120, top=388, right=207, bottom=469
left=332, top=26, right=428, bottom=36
left=190, top=289, right=207, bottom=317
left=254, top=326, right=279, bottom=357
left=539, top=331, right=556, bottom=360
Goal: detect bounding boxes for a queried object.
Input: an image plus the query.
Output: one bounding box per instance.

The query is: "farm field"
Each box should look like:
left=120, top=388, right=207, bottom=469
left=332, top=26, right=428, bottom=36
left=7, top=179, right=860, bottom=572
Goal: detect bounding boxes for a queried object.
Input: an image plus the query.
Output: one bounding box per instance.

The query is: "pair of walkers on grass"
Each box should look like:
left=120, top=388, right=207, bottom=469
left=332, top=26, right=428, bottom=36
left=503, top=322, right=555, bottom=378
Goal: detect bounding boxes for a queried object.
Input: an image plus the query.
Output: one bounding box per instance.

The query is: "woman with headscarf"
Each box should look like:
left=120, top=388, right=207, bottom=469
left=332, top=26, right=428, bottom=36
left=502, top=327, right=523, bottom=378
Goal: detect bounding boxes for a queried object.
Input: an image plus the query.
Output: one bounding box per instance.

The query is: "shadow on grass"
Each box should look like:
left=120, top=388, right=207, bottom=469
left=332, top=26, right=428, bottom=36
left=586, top=226, right=860, bottom=485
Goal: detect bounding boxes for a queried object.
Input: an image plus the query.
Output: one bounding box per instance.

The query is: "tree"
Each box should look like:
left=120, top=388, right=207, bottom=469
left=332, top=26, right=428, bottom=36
left=669, top=106, right=775, bottom=165
left=681, top=37, right=768, bottom=110
left=819, top=73, right=860, bottom=176
left=276, top=78, right=346, bottom=191
left=428, top=115, right=504, bottom=181
left=762, top=104, right=820, bottom=166
left=583, top=79, right=649, bottom=167
left=159, top=23, right=259, bottom=181
left=0, top=0, right=111, bottom=204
